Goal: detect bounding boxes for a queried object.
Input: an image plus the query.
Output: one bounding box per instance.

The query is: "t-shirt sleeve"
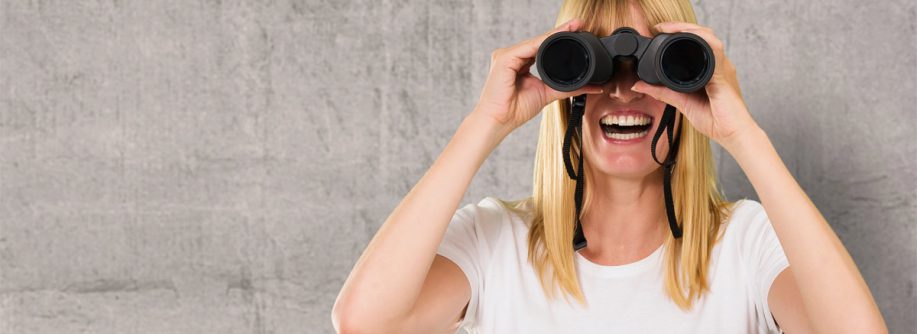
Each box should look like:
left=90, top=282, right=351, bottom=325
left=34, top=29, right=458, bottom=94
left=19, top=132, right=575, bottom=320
left=737, top=199, right=790, bottom=333
left=435, top=198, right=507, bottom=329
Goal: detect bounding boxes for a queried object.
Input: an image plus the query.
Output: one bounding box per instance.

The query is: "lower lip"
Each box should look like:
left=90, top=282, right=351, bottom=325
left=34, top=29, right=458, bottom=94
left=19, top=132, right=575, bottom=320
left=602, top=129, right=651, bottom=144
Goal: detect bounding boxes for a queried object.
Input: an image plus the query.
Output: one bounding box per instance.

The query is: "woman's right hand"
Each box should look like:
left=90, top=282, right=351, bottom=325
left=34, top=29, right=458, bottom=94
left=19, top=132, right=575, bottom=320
left=475, top=18, right=605, bottom=133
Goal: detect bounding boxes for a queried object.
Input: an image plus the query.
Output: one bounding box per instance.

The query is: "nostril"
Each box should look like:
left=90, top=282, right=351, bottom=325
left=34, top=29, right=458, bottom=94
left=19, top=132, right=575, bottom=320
left=606, top=85, right=642, bottom=103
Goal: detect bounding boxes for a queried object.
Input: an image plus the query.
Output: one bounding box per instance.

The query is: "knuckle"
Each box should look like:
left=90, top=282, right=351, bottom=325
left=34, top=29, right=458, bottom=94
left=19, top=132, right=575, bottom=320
left=710, top=38, right=724, bottom=50
left=490, top=48, right=503, bottom=61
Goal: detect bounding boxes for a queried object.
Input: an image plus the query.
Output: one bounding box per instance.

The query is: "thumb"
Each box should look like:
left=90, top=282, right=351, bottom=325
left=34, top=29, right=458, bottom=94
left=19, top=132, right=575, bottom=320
left=545, top=84, right=604, bottom=102
left=631, top=81, right=688, bottom=110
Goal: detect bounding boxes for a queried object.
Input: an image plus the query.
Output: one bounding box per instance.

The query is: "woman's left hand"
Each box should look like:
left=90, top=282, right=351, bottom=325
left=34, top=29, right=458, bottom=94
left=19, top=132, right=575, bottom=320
left=630, top=22, right=760, bottom=150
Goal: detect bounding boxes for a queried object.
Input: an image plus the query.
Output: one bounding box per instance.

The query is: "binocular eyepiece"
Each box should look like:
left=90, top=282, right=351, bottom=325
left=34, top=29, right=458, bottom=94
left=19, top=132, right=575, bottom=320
left=536, top=27, right=715, bottom=93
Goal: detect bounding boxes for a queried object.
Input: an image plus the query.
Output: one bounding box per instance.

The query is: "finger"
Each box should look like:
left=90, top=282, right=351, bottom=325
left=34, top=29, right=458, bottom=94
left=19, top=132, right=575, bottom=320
left=517, top=57, right=536, bottom=76
left=653, top=21, right=708, bottom=34
left=544, top=83, right=604, bottom=102
left=500, top=19, right=582, bottom=67
left=630, top=81, right=695, bottom=112
left=680, top=28, right=724, bottom=53
left=532, top=18, right=583, bottom=48
left=652, top=23, right=723, bottom=56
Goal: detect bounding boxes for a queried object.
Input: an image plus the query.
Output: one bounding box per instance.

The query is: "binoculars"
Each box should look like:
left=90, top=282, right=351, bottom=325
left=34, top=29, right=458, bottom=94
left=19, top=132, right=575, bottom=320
left=536, top=27, right=715, bottom=93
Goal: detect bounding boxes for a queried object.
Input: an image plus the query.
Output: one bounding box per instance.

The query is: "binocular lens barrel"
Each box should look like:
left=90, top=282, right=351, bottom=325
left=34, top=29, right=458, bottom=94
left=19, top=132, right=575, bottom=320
left=540, top=39, right=591, bottom=85
left=660, top=38, right=708, bottom=86
left=536, top=29, right=714, bottom=93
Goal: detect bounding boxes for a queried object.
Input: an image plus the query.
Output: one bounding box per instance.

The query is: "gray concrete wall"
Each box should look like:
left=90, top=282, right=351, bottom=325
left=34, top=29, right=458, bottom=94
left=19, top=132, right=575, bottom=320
left=0, top=0, right=913, bottom=333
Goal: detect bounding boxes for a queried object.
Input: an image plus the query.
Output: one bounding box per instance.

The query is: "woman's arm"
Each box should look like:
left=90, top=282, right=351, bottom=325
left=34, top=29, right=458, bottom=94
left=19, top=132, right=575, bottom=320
left=722, top=126, right=887, bottom=334
left=331, top=110, right=510, bottom=332
left=633, top=21, right=888, bottom=334
left=332, top=19, right=603, bottom=333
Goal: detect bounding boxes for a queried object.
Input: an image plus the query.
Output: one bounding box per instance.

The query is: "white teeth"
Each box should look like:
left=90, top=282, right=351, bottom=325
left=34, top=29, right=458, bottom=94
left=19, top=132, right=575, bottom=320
left=604, top=130, right=649, bottom=140
left=600, top=114, right=651, bottom=126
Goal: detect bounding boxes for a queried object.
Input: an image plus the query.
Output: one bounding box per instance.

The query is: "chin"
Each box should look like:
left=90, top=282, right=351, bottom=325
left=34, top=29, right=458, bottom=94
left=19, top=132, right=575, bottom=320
left=587, top=153, right=658, bottom=180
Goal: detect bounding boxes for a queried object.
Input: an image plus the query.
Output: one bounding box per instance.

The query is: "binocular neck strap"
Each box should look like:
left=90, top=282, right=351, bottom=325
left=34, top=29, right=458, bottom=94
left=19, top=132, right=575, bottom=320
left=562, top=97, right=683, bottom=252
left=562, top=95, right=588, bottom=251
left=651, top=104, right=684, bottom=239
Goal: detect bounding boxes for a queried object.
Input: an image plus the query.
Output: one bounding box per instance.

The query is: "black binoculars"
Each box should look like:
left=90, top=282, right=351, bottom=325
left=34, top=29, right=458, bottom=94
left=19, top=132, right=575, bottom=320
left=536, top=27, right=715, bottom=93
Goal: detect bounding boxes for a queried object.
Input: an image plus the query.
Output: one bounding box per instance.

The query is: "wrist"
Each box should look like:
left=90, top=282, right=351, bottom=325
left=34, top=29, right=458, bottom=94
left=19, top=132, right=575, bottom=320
left=469, top=107, right=515, bottom=141
left=720, top=125, right=768, bottom=155
left=438, top=108, right=512, bottom=172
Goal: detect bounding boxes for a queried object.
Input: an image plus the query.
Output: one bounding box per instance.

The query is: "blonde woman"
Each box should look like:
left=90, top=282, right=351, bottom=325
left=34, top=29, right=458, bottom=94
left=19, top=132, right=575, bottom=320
left=332, top=0, right=886, bottom=333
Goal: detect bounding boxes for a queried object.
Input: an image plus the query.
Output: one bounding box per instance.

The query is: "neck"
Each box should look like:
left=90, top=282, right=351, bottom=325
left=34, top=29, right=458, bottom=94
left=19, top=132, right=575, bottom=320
left=579, top=168, right=667, bottom=264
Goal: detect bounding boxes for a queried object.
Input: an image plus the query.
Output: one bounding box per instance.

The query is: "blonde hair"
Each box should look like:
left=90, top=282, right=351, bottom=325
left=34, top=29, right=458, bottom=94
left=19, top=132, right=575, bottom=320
left=505, top=0, right=736, bottom=310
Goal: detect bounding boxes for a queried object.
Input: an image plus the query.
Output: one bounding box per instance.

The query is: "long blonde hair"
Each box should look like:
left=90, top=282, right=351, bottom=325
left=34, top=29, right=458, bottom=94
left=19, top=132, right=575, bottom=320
left=506, top=0, right=736, bottom=310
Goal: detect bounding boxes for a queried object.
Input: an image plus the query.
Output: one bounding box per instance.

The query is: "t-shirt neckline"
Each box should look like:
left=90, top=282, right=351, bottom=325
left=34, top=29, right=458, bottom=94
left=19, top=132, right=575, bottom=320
left=575, top=243, right=664, bottom=278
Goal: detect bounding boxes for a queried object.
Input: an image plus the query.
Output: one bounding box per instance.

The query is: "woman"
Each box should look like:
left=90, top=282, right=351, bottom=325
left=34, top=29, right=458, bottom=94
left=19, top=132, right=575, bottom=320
left=332, top=0, right=887, bottom=333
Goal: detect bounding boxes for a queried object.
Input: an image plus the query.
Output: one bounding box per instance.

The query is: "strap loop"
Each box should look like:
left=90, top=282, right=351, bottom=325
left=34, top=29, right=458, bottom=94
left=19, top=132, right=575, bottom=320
left=562, top=96, right=586, bottom=180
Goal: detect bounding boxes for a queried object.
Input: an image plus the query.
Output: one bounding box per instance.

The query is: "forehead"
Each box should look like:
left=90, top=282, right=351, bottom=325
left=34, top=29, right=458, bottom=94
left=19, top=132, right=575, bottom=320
left=590, top=1, right=654, bottom=38
left=625, top=3, right=653, bottom=37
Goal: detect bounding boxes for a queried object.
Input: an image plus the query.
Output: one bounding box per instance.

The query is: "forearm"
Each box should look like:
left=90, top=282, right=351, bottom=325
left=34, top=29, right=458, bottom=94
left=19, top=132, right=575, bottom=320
left=333, top=109, right=511, bottom=327
left=723, top=127, right=886, bottom=333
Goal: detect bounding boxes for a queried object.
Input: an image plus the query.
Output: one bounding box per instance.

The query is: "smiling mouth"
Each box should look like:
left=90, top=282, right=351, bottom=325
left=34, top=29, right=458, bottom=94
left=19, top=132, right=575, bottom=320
left=599, top=114, right=654, bottom=140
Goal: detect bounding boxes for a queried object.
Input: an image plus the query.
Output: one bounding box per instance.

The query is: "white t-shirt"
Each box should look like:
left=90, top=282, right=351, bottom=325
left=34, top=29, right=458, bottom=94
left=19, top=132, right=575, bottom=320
left=436, top=197, right=789, bottom=333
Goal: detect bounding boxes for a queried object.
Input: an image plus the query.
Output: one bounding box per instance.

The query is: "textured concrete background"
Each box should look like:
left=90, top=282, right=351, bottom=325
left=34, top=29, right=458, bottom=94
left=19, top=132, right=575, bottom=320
left=0, top=0, right=914, bottom=333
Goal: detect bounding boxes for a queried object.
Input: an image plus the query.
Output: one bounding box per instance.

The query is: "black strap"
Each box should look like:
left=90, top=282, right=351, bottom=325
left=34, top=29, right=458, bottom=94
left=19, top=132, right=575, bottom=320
left=651, top=104, right=684, bottom=239
left=562, top=98, right=682, bottom=252
left=562, top=96, right=584, bottom=180
left=563, top=95, right=588, bottom=251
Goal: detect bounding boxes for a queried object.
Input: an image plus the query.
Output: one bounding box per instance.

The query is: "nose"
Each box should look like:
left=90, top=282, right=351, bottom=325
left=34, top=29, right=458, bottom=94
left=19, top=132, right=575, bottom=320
left=603, top=58, right=644, bottom=103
